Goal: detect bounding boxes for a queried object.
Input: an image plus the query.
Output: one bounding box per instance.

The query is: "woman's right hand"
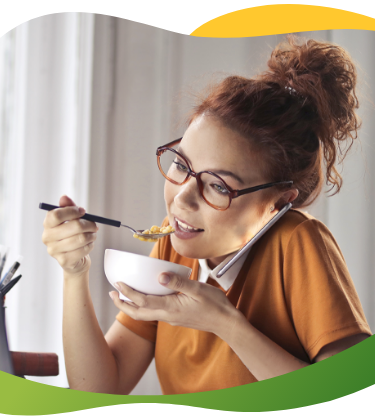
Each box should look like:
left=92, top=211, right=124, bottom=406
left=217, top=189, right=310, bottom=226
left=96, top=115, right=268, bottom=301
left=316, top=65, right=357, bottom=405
left=42, top=195, right=99, bottom=277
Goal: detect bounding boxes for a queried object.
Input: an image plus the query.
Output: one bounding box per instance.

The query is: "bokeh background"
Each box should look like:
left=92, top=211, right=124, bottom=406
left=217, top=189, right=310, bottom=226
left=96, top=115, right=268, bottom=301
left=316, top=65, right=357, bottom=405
left=0, top=13, right=374, bottom=394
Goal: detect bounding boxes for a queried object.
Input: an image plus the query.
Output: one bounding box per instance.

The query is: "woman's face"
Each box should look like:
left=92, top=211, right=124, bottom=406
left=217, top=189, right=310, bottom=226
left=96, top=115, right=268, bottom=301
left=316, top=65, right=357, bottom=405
left=164, top=114, right=274, bottom=266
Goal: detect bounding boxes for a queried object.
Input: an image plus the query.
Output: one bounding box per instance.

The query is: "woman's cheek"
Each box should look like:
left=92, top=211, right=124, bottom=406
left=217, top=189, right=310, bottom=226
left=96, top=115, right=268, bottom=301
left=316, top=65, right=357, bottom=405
left=164, top=181, right=175, bottom=212
left=222, top=210, right=260, bottom=245
left=164, top=180, right=170, bottom=203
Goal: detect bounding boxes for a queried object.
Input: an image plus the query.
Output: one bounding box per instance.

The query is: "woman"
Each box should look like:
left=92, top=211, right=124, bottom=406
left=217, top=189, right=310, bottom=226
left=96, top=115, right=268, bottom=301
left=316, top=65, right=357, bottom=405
left=42, top=35, right=372, bottom=394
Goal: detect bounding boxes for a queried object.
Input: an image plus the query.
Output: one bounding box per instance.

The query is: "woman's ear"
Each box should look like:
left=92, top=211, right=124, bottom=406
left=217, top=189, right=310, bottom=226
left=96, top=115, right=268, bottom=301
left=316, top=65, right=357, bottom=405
left=272, top=189, right=299, bottom=211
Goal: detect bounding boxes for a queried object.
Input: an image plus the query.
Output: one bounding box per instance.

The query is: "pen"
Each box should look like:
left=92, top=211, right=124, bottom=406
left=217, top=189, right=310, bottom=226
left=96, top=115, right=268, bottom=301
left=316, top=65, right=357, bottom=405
left=0, top=246, right=8, bottom=279
left=0, top=256, right=23, bottom=288
left=0, top=275, right=22, bottom=297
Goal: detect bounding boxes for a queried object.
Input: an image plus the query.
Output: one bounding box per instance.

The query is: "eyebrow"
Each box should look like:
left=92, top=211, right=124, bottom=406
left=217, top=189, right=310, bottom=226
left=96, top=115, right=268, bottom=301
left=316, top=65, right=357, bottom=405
left=177, top=145, right=245, bottom=185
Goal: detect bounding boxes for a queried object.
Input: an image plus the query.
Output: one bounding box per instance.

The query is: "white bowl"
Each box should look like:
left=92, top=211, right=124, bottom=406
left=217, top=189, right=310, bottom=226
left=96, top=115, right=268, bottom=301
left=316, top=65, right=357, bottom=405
left=104, top=249, right=192, bottom=301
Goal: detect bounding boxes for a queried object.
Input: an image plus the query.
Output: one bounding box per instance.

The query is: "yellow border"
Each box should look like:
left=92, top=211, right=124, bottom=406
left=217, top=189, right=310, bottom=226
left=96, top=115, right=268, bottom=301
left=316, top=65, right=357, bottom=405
left=190, top=5, right=375, bottom=37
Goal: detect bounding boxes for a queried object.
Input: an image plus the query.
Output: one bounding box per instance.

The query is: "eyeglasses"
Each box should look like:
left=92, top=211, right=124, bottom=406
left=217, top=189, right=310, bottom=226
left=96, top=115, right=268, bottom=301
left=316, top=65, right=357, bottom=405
left=156, top=138, right=293, bottom=211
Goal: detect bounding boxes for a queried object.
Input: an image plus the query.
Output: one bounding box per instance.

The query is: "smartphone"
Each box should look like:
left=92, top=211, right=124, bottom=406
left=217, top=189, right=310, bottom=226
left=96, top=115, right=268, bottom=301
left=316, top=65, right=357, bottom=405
left=216, top=202, right=292, bottom=278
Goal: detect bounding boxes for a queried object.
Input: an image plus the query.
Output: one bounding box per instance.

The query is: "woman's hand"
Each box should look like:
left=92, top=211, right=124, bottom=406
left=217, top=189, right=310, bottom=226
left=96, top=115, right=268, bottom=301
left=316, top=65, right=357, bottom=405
left=109, top=273, right=242, bottom=337
left=42, top=195, right=98, bottom=277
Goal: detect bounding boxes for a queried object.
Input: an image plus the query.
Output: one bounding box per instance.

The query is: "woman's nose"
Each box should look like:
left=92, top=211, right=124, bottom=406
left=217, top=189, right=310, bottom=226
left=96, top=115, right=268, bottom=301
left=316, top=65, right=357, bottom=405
left=174, top=178, right=200, bottom=211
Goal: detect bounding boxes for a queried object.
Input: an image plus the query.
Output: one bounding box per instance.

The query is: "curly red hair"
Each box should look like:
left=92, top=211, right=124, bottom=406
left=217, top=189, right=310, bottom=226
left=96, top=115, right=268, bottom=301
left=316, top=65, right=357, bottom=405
left=187, top=35, right=361, bottom=208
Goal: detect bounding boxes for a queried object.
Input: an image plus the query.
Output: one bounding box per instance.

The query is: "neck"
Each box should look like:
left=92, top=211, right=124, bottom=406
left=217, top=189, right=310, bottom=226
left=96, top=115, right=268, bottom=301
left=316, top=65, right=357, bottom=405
left=206, top=255, right=227, bottom=270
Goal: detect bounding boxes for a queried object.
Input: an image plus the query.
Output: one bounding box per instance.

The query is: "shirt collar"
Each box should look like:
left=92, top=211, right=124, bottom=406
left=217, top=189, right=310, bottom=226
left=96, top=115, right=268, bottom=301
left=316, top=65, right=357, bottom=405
left=198, top=246, right=252, bottom=291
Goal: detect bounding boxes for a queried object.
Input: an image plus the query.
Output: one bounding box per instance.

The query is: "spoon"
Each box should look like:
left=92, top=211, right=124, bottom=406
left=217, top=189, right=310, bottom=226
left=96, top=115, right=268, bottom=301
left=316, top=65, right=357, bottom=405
left=39, top=203, right=175, bottom=239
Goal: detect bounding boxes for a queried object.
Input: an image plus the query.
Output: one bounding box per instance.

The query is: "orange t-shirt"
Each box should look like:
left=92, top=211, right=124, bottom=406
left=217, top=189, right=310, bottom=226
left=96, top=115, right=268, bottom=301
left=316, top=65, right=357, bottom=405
left=116, top=209, right=372, bottom=394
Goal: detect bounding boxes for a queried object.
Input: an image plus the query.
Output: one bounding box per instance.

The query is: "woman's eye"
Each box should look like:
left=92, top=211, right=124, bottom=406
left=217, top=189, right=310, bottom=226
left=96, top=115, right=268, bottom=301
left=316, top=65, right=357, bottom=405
left=174, top=160, right=188, bottom=172
left=212, top=184, right=229, bottom=194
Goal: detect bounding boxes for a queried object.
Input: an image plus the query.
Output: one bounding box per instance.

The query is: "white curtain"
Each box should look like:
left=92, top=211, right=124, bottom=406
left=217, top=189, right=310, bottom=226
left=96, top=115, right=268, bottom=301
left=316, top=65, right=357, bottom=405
left=0, top=14, right=374, bottom=394
left=1, top=13, right=94, bottom=388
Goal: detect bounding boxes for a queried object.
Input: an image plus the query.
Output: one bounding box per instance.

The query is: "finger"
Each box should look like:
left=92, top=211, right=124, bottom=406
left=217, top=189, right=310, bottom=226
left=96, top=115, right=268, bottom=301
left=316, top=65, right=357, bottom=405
left=109, top=292, right=138, bottom=308
left=109, top=291, right=140, bottom=316
left=43, top=218, right=98, bottom=243
left=47, top=232, right=97, bottom=255
left=114, top=282, right=168, bottom=310
left=114, top=282, right=151, bottom=306
left=158, top=272, right=200, bottom=299
left=59, top=195, right=77, bottom=207
left=43, top=205, right=86, bottom=229
left=124, top=300, right=138, bottom=308
left=109, top=291, right=165, bottom=322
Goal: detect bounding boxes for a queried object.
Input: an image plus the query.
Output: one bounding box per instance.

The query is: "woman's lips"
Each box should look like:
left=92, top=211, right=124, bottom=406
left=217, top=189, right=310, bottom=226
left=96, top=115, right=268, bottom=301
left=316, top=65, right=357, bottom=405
left=172, top=217, right=204, bottom=240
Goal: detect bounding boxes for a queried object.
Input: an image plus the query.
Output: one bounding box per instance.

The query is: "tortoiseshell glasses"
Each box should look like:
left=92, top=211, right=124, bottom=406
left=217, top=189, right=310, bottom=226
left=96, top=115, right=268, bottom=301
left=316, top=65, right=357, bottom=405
left=156, top=138, right=293, bottom=211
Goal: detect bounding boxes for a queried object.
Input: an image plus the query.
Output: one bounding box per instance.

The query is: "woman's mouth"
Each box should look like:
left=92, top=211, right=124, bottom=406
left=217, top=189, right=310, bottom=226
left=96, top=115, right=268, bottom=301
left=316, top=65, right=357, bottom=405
left=173, top=217, right=204, bottom=240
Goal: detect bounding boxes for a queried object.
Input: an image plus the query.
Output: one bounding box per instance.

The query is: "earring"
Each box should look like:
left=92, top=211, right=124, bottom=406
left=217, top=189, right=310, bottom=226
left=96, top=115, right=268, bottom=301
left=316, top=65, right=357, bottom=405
left=270, top=206, right=275, bottom=212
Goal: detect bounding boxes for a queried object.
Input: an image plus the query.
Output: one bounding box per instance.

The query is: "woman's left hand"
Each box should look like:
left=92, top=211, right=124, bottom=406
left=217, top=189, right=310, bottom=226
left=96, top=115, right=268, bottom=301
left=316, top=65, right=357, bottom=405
left=109, top=273, right=241, bottom=337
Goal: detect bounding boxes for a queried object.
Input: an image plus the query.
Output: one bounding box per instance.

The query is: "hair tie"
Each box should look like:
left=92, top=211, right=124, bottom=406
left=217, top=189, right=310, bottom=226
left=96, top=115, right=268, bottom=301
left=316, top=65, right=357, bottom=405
left=285, top=86, right=297, bottom=94
left=285, top=85, right=305, bottom=102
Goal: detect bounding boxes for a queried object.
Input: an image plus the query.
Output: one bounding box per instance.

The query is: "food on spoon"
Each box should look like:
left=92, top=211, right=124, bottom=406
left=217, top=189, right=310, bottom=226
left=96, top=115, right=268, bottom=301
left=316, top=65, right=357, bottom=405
left=133, top=224, right=175, bottom=242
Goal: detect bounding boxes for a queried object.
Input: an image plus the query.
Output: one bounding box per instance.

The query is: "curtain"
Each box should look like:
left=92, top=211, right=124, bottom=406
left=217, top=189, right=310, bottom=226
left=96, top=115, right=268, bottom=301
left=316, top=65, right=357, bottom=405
left=1, top=13, right=94, bottom=388
left=0, top=14, right=374, bottom=394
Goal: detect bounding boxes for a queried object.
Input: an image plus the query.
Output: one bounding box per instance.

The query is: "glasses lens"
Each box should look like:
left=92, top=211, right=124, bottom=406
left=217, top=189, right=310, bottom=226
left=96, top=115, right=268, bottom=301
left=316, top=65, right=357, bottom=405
left=200, top=172, right=231, bottom=209
left=159, top=149, right=189, bottom=184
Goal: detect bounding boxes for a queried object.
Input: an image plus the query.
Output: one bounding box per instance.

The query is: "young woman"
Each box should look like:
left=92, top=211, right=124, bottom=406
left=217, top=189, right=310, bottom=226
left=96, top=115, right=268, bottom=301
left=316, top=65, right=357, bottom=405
left=42, top=35, right=372, bottom=394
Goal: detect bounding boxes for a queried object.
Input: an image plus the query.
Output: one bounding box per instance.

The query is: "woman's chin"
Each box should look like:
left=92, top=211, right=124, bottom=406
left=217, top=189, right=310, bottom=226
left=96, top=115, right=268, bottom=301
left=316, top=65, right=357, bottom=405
left=171, top=243, right=203, bottom=259
left=171, top=238, right=209, bottom=260
left=170, top=238, right=230, bottom=261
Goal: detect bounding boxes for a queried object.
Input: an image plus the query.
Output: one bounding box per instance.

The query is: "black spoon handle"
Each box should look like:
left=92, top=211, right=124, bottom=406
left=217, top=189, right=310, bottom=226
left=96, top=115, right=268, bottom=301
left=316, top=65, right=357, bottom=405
left=39, top=203, right=121, bottom=228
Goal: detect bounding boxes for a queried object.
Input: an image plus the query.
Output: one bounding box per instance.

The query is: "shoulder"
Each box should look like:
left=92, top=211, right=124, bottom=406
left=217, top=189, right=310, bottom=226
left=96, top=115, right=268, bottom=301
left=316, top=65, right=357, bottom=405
left=273, top=210, right=350, bottom=281
left=275, top=208, right=320, bottom=232
left=259, top=208, right=343, bottom=260
left=271, top=208, right=334, bottom=244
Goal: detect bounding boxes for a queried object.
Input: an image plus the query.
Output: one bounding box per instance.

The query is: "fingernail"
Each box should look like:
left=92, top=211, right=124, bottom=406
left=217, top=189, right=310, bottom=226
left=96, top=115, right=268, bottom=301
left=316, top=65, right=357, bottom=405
left=159, top=273, right=170, bottom=285
left=79, top=207, right=86, bottom=216
left=114, top=282, right=121, bottom=291
left=109, top=292, right=115, bottom=300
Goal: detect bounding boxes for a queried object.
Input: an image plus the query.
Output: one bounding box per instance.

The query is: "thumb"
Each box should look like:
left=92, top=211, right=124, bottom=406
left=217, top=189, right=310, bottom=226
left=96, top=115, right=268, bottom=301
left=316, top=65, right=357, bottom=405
left=158, top=272, right=195, bottom=296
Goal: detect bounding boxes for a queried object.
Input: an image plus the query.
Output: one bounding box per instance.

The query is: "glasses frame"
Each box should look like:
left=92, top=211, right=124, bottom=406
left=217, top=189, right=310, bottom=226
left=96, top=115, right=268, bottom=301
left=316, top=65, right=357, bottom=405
left=156, top=138, right=294, bottom=211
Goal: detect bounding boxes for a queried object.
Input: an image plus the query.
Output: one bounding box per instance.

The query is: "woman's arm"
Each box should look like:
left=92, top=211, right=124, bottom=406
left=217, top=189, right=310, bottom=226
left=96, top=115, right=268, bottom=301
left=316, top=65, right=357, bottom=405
left=43, top=195, right=154, bottom=394
left=63, top=271, right=154, bottom=394
left=111, top=273, right=370, bottom=382
left=215, top=310, right=370, bottom=380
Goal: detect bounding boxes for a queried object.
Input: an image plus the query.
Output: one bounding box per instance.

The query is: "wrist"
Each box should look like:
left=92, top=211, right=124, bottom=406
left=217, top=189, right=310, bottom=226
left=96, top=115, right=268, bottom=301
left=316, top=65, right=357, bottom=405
left=63, top=270, right=91, bottom=305
left=64, top=269, right=90, bottom=284
left=214, top=304, right=247, bottom=343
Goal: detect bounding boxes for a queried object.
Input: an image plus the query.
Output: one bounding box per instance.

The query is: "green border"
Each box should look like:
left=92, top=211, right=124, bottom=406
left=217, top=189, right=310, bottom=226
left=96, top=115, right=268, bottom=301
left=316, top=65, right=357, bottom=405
left=0, top=335, right=374, bottom=415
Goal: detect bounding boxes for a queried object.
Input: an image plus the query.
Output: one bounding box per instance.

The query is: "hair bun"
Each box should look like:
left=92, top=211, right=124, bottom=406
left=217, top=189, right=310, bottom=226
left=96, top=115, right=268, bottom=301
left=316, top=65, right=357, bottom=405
left=263, top=34, right=361, bottom=194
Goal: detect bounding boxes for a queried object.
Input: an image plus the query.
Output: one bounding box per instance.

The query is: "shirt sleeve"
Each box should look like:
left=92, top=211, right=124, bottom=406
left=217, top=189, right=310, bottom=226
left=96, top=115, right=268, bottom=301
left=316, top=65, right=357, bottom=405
left=283, top=218, right=372, bottom=361
left=115, top=218, right=170, bottom=342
